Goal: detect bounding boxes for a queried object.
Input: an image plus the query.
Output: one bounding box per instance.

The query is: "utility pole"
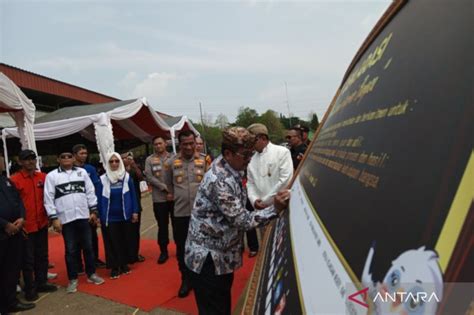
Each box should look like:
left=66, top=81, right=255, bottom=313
left=285, top=81, right=292, bottom=127
left=199, top=102, right=206, bottom=134
left=199, top=102, right=208, bottom=154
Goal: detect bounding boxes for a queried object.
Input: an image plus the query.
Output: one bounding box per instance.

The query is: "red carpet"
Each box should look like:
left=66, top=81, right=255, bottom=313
left=47, top=233, right=255, bottom=314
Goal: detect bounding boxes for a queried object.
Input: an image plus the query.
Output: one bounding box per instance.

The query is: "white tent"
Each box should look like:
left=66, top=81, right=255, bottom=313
left=2, top=97, right=173, bottom=176
left=0, top=72, right=37, bottom=165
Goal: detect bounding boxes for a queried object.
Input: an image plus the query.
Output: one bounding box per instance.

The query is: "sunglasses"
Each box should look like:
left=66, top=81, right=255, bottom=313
left=109, top=159, right=120, bottom=164
left=59, top=154, right=73, bottom=159
left=235, top=150, right=255, bottom=160
left=21, top=156, right=37, bottom=161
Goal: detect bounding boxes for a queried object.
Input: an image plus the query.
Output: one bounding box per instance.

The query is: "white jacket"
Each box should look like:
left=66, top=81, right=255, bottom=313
left=44, top=166, right=98, bottom=225
left=247, top=142, right=293, bottom=207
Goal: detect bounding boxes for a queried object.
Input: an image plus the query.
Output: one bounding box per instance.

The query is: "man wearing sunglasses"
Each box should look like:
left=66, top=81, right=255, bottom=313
left=287, top=127, right=308, bottom=170
left=44, top=149, right=105, bottom=294
left=185, top=127, right=291, bottom=315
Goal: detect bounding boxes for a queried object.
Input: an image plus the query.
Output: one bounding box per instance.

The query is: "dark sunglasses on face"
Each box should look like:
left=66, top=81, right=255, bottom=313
left=109, top=159, right=120, bottom=164
left=235, top=150, right=255, bottom=159
left=60, top=154, right=73, bottom=159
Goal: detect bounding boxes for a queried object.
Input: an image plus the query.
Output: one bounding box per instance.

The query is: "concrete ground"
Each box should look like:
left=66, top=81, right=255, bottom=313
left=14, top=193, right=186, bottom=315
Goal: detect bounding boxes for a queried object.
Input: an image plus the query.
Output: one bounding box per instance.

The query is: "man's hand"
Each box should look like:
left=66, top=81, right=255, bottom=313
left=166, top=193, right=174, bottom=201
left=254, top=199, right=266, bottom=210
left=52, top=219, right=62, bottom=233
left=13, top=218, right=25, bottom=229
left=89, top=213, right=98, bottom=226
left=4, top=222, right=19, bottom=236
left=131, top=213, right=139, bottom=223
left=274, top=190, right=290, bottom=213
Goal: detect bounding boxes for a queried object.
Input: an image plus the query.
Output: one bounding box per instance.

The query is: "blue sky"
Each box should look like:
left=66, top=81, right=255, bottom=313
left=1, top=0, right=390, bottom=124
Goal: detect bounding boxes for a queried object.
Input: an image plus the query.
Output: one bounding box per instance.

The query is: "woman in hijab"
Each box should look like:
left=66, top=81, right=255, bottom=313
left=97, top=152, right=139, bottom=279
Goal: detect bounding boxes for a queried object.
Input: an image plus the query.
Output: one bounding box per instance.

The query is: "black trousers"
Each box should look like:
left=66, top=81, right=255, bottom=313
left=172, top=216, right=190, bottom=280
left=127, top=212, right=141, bottom=263
left=245, top=199, right=259, bottom=252
left=77, top=222, right=100, bottom=269
left=0, top=233, right=22, bottom=313
left=103, top=221, right=131, bottom=270
left=22, top=227, right=48, bottom=293
left=62, top=219, right=96, bottom=280
left=189, top=254, right=234, bottom=315
left=153, top=201, right=174, bottom=252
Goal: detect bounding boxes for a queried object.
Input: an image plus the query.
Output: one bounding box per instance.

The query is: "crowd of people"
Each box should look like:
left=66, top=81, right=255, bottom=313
left=0, top=124, right=308, bottom=315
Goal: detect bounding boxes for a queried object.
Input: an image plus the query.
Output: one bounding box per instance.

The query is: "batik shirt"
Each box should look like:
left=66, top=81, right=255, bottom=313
left=185, top=155, right=278, bottom=275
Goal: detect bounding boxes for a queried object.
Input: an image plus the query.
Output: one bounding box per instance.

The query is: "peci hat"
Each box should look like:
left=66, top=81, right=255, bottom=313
left=222, top=126, right=256, bottom=149
left=247, top=123, right=269, bottom=136
left=18, top=149, right=37, bottom=160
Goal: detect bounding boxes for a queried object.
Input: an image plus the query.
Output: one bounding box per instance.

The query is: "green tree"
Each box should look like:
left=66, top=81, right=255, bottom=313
left=194, top=123, right=222, bottom=157
left=260, top=110, right=286, bottom=143
left=279, top=114, right=303, bottom=129
left=235, top=107, right=259, bottom=127
left=308, top=111, right=320, bottom=131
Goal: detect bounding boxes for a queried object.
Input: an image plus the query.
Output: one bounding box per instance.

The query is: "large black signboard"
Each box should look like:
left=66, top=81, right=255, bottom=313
left=242, top=0, right=473, bottom=314
left=300, top=0, right=472, bottom=281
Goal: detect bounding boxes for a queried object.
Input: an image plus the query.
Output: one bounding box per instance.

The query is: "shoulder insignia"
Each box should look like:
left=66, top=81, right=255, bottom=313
left=194, top=159, right=205, bottom=166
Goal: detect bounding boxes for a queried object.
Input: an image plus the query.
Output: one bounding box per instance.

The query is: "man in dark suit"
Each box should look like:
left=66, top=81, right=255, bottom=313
left=0, top=169, right=35, bottom=313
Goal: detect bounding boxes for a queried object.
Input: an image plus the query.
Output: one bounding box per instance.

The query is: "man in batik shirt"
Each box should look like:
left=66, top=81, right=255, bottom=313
left=185, top=127, right=291, bottom=315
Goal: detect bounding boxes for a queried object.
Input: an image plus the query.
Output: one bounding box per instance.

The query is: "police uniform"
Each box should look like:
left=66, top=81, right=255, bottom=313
left=0, top=175, right=26, bottom=313
left=199, top=152, right=213, bottom=168
left=166, top=153, right=208, bottom=283
left=144, top=152, right=173, bottom=255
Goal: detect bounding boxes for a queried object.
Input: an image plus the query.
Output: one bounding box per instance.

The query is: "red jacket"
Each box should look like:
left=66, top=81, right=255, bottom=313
left=10, top=170, right=48, bottom=233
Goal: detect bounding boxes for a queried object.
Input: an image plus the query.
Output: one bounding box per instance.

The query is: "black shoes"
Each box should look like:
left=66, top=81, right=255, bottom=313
left=95, top=259, right=107, bottom=269
left=177, top=280, right=192, bottom=298
left=24, top=290, right=39, bottom=302
left=8, top=302, right=36, bottom=312
left=120, top=265, right=131, bottom=275
left=37, top=283, right=58, bottom=293
left=157, top=252, right=169, bottom=264
left=110, top=269, right=120, bottom=279
left=137, top=254, right=145, bottom=262
left=25, top=283, right=58, bottom=301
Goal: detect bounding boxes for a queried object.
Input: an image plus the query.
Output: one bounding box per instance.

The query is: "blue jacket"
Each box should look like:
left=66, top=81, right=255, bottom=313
left=97, top=172, right=138, bottom=226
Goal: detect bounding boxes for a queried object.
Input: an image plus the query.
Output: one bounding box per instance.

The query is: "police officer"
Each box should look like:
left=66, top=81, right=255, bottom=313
left=195, top=136, right=212, bottom=166
left=166, top=130, right=209, bottom=298
left=287, top=127, right=308, bottom=170
left=0, top=166, right=35, bottom=313
left=144, top=136, right=174, bottom=264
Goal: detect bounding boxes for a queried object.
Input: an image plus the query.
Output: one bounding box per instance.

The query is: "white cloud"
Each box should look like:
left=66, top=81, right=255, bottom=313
left=129, top=72, right=180, bottom=100
left=31, top=39, right=343, bottom=79
left=118, top=71, right=138, bottom=88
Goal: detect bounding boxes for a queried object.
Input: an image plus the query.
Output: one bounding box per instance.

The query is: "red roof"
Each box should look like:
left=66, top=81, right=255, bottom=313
left=0, top=63, right=119, bottom=104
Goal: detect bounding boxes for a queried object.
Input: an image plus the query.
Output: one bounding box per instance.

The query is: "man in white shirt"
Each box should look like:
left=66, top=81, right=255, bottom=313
left=247, top=123, right=294, bottom=210
left=44, top=149, right=105, bottom=294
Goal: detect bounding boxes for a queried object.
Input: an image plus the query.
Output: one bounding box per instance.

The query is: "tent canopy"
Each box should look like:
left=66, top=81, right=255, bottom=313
left=2, top=97, right=200, bottom=175
left=0, top=72, right=37, bottom=153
